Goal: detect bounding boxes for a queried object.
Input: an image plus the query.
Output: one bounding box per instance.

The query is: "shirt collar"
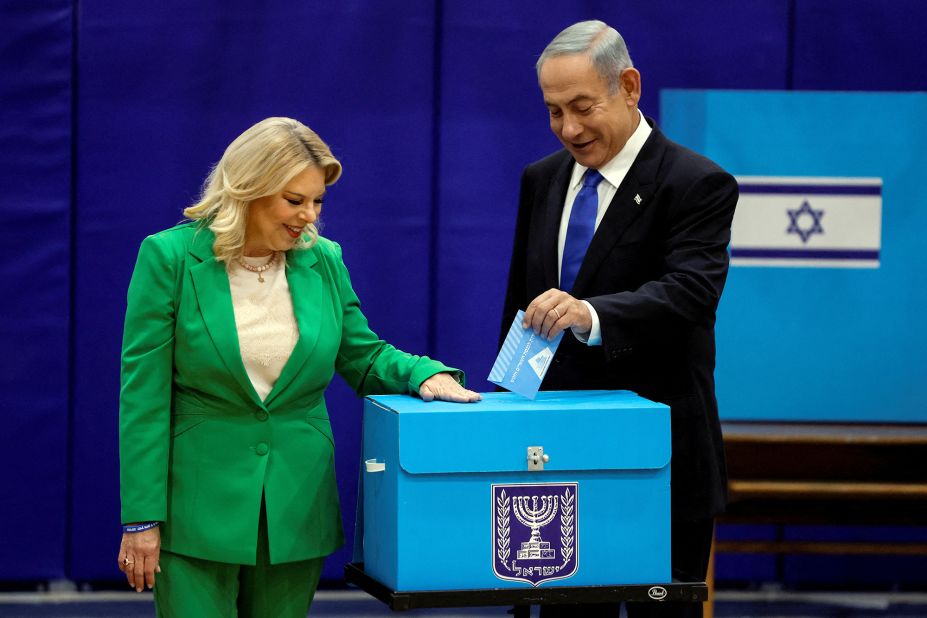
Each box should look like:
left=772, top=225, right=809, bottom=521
left=569, top=109, right=652, bottom=190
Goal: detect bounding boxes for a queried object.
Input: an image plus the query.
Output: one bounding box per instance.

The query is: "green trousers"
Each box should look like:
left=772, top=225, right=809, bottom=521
left=154, top=498, right=324, bottom=617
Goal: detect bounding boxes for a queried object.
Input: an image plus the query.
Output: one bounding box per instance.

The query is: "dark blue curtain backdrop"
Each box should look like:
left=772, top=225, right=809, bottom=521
left=68, top=0, right=438, bottom=582
left=2, top=0, right=926, bottom=585
left=0, top=0, right=72, bottom=580
left=433, top=0, right=790, bottom=392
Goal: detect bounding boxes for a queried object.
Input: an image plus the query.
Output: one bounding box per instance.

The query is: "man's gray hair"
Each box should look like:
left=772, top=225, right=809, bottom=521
left=536, top=20, right=633, bottom=93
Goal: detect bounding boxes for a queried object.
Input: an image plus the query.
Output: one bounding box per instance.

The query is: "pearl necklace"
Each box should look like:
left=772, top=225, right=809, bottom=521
left=238, top=252, right=278, bottom=283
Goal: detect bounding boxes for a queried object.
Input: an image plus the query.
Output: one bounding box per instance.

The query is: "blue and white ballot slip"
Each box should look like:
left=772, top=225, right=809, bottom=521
left=489, top=310, right=564, bottom=399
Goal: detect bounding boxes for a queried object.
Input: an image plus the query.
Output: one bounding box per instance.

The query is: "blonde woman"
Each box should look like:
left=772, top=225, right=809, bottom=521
left=116, top=117, right=479, bottom=616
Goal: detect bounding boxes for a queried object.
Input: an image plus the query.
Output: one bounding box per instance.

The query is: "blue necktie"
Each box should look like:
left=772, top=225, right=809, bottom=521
left=560, top=169, right=604, bottom=292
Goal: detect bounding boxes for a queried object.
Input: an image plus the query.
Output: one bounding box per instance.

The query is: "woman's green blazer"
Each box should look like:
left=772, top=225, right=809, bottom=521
left=119, top=222, right=454, bottom=565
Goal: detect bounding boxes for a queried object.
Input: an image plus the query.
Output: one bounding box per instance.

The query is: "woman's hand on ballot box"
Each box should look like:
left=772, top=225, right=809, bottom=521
left=419, top=372, right=481, bottom=403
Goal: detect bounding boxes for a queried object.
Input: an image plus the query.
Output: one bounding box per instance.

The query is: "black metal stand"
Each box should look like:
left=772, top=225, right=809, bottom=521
left=344, top=562, right=707, bottom=612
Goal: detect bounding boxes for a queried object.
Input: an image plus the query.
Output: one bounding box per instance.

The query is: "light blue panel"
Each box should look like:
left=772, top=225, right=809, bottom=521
left=360, top=397, right=400, bottom=585
left=360, top=392, right=671, bottom=591
left=662, top=90, right=927, bottom=422
left=379, top=391, right=669, bottom=474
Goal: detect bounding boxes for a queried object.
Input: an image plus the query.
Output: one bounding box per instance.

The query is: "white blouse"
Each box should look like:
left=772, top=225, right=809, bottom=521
left=228, top=253, right=299, bottom=401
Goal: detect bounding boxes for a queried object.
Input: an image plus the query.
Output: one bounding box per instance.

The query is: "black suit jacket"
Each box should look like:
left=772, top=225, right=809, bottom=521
left=501, top=120, right=738, bottom=520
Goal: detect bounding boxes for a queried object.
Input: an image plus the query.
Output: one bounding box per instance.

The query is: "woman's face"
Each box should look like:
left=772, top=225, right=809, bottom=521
left=243, top=166, right=326, bottom=256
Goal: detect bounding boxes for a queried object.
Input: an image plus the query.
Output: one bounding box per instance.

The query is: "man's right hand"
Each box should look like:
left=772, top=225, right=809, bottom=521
left=524, top=288, right=593, bottom=340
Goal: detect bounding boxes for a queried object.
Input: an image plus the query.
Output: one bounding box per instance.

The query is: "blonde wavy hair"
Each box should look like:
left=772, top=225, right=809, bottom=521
left=183, top=117, right=342, bottom=263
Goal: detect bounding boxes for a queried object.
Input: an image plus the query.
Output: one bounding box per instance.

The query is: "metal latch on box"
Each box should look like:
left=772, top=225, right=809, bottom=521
left=527, top=446, right=550, bottom=471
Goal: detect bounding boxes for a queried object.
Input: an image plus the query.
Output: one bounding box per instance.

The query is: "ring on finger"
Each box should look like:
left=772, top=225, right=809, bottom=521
left=124, top=557, right=134, bottom=566
left=552, top=307, right=561, bottom=319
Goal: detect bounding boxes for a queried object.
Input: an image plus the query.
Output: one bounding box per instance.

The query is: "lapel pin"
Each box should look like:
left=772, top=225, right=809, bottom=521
left=634, top=194, right=642, bottom=205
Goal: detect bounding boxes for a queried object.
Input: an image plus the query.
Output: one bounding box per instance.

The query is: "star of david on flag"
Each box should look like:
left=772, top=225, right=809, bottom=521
left=786, top=200, right=824, bottom=243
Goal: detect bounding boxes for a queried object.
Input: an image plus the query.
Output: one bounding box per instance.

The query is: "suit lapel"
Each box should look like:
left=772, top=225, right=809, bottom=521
left=263, top=248, right=322, bottom=407
left=542, top=154, right=575, bottom=290
left=572, top=124, right=666, bottom=294
left=188, top=230, right=265, bottom=409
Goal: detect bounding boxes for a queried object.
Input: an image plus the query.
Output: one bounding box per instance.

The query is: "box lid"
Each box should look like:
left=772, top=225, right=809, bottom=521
left=365, top=390, right=670, bottom=474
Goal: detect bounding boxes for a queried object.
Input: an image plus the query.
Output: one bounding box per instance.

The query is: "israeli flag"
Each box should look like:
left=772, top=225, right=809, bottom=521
left=731, top=176, right=882, bottom=268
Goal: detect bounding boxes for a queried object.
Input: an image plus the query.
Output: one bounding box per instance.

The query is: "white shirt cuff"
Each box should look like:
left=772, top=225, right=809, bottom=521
left=572, top=300, right=602, bottom=346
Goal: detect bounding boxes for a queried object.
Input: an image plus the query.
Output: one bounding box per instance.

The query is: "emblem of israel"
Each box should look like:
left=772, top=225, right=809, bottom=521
left=492, top=482, right=578, bottom=586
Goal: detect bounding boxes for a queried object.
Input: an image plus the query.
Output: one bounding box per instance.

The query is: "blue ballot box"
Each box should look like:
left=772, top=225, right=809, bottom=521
left=359, top=391, right=671, bottom=592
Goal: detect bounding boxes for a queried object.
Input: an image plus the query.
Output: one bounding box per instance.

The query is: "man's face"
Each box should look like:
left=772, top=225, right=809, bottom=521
left=539, top=54, right=640, bottom=169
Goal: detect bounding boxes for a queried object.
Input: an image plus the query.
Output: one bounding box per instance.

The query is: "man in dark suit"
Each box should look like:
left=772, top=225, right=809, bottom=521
left=500, top=20, right=738, bottom=618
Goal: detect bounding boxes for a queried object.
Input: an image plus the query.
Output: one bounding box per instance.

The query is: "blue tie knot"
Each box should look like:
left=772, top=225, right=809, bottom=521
left=583, top=169, right=604, bottom=188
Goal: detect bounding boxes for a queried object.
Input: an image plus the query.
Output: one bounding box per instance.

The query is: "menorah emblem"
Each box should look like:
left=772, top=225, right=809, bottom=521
left=493, top=482, right=578, bottom=586
left=513, top=494, right=559, bottom=559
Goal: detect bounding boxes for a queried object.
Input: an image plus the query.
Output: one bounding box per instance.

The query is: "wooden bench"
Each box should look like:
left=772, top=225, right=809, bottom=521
left=705, top=422, right=927, bottom=617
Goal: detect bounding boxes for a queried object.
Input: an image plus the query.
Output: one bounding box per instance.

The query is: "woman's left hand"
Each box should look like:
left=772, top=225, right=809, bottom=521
left=117, top=527, right=161, bottom=592
left=419, top=373, right=481, bottom=403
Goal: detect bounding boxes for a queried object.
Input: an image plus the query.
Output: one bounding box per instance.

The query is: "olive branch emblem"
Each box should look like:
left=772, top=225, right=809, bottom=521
left=560, top=487, right=575, bottom=567
left=496, top=489, right=511, bottom=569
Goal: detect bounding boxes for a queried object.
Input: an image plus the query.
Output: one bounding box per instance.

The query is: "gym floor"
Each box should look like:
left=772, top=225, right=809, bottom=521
left=2, top=588, right=927, bottom=617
